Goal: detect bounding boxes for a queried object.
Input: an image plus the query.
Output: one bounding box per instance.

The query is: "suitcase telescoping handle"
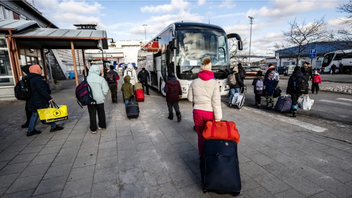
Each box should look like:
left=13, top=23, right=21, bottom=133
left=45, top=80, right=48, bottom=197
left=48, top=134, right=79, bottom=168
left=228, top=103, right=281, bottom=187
left=210, top=120, right=232, bottom=138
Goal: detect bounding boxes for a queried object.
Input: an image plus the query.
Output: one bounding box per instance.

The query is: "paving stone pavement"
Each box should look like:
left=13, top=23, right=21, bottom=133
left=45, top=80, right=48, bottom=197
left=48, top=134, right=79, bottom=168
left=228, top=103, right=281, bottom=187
left=0, top=77, right=352, bottom=198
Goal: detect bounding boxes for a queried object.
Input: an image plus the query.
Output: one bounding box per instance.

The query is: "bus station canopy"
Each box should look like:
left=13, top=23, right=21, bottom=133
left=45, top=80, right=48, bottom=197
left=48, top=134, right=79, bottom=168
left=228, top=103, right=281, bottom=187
left=8, top=28, right=108, bottom=49
left=0, top=19, right=39, bottom=32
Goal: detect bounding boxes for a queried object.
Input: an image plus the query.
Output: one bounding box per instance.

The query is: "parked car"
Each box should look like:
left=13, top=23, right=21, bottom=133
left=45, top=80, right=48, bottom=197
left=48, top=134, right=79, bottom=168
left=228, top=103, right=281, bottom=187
left=243, top=67, right=257, bottom=76
left=250, top=66, right=261, bottom=72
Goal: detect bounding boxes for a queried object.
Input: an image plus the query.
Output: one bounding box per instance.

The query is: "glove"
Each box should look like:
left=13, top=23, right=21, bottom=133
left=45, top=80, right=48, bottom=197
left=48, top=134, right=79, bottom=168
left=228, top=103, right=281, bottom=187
left=179, top=95, right=182, bottom=99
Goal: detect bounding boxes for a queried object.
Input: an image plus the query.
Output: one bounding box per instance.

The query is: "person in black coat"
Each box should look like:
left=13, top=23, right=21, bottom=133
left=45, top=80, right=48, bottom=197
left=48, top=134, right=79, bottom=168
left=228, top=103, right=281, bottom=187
left=26, top=64, right=63, bottom=136
left=20, top=64, right=32, bottom=128
left=165, top=73, right=182, bottom=122
left=137, top=68, right=150, bottom=95
left=286, top=66, right=308, bottom=117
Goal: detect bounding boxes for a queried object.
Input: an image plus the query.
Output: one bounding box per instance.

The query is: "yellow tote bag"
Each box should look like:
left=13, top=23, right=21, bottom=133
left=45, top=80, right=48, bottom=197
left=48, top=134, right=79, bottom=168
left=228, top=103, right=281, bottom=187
left=37, top=101, right=68, bottom=124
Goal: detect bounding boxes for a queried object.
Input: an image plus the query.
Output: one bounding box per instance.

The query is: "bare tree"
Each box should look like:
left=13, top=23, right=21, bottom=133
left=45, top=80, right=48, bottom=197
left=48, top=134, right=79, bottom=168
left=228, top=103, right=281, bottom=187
left=334, top=1, right=352, bottom=49
left=275, top=17, right=329, bottom=66
left=337, top=0, right=352, bottom=25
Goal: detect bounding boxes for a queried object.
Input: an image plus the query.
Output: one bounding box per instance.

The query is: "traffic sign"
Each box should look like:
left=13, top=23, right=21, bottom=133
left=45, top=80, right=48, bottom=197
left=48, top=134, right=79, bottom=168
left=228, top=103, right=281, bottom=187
left=310, top=49, right=316, bottom=59
left=275, top=52, right=279, bottom=60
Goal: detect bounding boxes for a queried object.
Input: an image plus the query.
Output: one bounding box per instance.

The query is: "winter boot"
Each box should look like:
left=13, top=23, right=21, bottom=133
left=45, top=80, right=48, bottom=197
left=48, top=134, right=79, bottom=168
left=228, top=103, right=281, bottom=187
left=176, top=112, right=181, bottom=122
left=168, top=113, right=173, bottom=120
left=292, top=105, right=297, bottom=117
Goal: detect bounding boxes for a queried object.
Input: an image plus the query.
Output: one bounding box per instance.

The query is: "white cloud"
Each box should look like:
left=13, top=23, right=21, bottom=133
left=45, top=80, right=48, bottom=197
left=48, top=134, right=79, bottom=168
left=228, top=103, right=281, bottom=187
left=212, top=13, right=245, bottom=19
left=327, top=17, right=349, bottom=30
left=140, top=0, right=190, bottom=13
left=34, top=0, right=106, bottom=29
left=218, top=0, right=236, bottom=8
left=198, top=0, right=206, bottom=6
left=247, top=0, right=337, bottom=18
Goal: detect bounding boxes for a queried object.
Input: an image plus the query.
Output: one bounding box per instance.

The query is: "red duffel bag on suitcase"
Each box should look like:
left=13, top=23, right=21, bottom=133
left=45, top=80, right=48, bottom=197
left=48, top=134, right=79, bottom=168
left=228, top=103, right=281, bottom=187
left=135, top=89, right=145, bottom=102
left=203, top=120, right=240, bottom=144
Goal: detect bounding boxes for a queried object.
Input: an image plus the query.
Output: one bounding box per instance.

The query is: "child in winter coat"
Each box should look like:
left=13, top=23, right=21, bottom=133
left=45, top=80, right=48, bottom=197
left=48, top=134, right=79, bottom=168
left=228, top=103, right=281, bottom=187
left=165, top=73, right=182, bottom=122
left=252, top=71, right=264, bottom=108
left=312, top=70, right=322, bottom=94
left=121, top=75, right=134, bottom=109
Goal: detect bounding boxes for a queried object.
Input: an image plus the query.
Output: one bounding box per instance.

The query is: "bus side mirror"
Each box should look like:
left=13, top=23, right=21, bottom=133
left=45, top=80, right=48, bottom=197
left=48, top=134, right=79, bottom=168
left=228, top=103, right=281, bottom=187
left=238, top=40, right=243, bottom=51
left=227, top=33, right=243, bottom=51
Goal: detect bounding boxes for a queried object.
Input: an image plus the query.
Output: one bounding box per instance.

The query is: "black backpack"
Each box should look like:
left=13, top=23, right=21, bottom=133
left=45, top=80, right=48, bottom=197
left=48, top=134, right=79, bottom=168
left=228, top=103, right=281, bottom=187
left=14, top=79, right=32, bottom=100
left=75, top=76, right=96, bottom=108
left=293, top=76, right=308, bottom=94
left=105, top=72, right=115, bottom=84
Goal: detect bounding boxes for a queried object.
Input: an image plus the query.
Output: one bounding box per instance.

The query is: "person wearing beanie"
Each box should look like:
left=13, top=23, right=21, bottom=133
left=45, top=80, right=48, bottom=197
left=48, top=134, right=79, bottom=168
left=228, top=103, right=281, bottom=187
left=105, top=65, right=120, bottom=103
left=311, top=69, right=322, bottom=94
left=26, top=64, right=64, bottom=136
left=228, top=67, right=244, bottom=106
left=252, top=70, right=264, bottom=108
left=187, top=57, right=222, bottom=156
left=264, top=64, right=279, bottom=108
left=286, top=66, right=308, bottom=117
left=165, top=73, right=182, bottom=122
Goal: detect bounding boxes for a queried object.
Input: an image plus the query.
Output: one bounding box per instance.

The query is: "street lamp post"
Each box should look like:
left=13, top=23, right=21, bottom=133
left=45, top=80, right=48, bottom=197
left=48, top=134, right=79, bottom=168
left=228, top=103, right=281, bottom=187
left=248, top=16, right=254, bottom=65
left=143, top=24, right=147, bottom=44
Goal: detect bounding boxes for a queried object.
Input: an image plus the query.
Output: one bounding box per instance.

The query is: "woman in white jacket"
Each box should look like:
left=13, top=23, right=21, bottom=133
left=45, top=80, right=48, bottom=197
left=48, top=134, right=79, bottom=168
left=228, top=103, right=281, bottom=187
left=123, top=63, right=138, bottom=89
left=187, top=57, right=222, bottom=156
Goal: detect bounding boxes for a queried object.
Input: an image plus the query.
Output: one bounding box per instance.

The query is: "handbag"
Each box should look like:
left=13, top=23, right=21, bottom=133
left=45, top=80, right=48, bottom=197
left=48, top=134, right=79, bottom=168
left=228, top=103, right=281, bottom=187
left=203, top=120, right=240, bottom=144
left=273, top=87, right=282, bottom=98
left=298, top=95, right=314, bottom=111
left=37, top=101, right=68, bottom=123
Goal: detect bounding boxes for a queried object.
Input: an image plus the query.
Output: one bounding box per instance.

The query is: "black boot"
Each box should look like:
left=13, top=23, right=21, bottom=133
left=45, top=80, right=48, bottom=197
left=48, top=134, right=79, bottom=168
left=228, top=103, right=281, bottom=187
left=176, top=112, right=181, bottom=122
left=292, top=109, right=297, bottom=117
left=168, top=113, right=173, bottom=120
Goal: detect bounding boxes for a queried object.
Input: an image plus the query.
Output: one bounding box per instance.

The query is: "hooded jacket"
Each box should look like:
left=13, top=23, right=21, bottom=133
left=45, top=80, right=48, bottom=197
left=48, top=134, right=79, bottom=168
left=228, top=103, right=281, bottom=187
left=287, top=66, right=308, bottom=95
left=123, top=64, right=138, bottom=85
left=165, top=76, right=182, bottom=103
left=27, top=73, right=52, bottom=112
left=87, top=65, right=109, bottom=104
left=187, top=70, right=222, bottom=120
left=121, top=75, right=134, bottom=100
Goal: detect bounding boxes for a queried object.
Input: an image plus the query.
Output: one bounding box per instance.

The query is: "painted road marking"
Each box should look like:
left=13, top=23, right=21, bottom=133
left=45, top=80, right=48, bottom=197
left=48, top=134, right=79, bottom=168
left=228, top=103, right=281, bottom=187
left=319, top=99, right=352, bottom=106
left=337, top=98, right=352, bottom=102
left=245, top=107, right=328, bottom=133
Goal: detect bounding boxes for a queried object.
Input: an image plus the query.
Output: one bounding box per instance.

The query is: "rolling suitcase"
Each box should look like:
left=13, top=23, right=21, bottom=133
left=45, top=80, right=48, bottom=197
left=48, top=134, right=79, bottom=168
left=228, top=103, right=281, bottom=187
left=200, top=139, right=241, bottom=195
left=135, top=89, right=145, bottom=102
left=126, top=102, right=139, bottom=118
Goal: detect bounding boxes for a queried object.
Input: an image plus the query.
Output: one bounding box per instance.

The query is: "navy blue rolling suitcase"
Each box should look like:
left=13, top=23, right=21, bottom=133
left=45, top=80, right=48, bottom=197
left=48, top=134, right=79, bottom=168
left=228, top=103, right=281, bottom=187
left=126, top=102, right=139, bottom=118
left=200, top=139, right=241, bottom=195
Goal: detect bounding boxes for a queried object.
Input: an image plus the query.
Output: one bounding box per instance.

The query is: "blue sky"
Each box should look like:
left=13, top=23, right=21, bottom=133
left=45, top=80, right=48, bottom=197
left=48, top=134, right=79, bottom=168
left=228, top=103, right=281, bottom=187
left=33, top=0, right=348, bottom=56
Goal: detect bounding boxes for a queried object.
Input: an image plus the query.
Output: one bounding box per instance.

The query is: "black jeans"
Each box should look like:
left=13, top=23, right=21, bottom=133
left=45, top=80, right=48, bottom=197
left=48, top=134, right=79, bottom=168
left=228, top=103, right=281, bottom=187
left=24, top=102, right=32, bottom=125
left=291, top=93, right=301, bottom=108
left=141, top=81, right=149, bottom=94
left=255, top=94, right=261, bottom=105
left=88, top=103, right=106, bottom=131
left=311, top=83, right=319, bottom=94
left=109, top=85, right=118, bottom=102
left=167, top=102, right=180, bottom=116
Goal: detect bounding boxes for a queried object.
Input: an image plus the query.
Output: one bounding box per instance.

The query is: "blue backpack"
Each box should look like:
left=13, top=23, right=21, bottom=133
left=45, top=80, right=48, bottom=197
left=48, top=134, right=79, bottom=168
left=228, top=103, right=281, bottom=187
left=75, top=76, right=96, bottom=108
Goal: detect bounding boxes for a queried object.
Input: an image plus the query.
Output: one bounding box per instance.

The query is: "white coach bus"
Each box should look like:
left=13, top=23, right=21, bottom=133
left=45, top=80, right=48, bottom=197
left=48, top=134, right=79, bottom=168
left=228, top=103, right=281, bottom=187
left=137, top=22, right=243, bottom=98
left=322, top=50, right=352, bottom=74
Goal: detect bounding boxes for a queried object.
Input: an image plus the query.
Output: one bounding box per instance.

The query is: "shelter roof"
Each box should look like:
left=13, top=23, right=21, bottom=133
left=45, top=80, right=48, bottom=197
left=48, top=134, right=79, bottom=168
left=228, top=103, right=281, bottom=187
left=0, top=19, right=39, bottom=32
left=8, top=28, right=108, bottom=49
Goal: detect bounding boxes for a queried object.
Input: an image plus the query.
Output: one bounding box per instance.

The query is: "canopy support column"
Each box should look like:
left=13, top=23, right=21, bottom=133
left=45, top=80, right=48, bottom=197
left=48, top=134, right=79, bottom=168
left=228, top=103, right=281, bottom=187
left=70, top=41, right=79, bottom=86
left=82, top=49, right=87, bottom=76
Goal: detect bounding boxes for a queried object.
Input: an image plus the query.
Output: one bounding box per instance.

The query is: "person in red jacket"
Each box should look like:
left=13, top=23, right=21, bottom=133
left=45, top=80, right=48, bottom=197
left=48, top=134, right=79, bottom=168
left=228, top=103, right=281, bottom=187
left=312, top=69, right=322, bottom=94
left=165, top=73, right=182, bottom=122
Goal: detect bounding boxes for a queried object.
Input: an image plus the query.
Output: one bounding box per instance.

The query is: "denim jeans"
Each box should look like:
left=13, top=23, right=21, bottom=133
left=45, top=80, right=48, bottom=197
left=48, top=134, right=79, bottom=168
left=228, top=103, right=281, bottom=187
left=28, top=112, right=56, bottom=132
left=230, top=88, right=240, bottom=103
left=124, top=99, right=133, bottom=109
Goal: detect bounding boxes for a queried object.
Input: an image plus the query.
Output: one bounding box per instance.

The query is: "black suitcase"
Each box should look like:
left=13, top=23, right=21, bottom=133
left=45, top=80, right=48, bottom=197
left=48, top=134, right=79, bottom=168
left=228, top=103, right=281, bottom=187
left=126, top=102, right=139, bottom=118
left=200, top=139, right=241, bottom=195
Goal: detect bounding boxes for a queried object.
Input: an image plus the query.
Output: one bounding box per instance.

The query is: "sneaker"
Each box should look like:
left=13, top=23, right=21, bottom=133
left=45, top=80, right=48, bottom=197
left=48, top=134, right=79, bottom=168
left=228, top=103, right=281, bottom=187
left=91, top=131, right=97, bottom=134
left=98, top=127, right=106, bottom=130
left=292, top=110, right=297, bottom=117
left=50, top=126, right=64, bottom=132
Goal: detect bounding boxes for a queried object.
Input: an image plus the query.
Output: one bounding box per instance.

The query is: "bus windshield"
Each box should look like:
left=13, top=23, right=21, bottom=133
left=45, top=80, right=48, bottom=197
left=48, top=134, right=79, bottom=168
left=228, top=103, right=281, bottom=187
left=176, top=29, right=229, bottom=79
left=322, top=53, right=334, bottom=67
